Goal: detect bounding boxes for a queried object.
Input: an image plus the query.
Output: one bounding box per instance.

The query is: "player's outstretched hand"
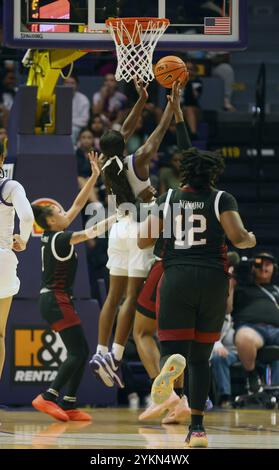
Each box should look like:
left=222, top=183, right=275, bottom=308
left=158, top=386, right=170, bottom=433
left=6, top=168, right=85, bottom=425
left=134, top=78, right=149, bottom=101
left=12, top=234, right=27, bottom=252
left=88, top=150, right=101, bottom=181
left=166, top=80, right=183, bottom=111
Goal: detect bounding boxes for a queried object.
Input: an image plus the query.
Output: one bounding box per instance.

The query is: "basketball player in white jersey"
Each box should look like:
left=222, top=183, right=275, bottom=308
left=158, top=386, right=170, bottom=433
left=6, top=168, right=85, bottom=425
left=90, top=82, right=180, bottom=388
left=0, top=140, right=34, bottom=379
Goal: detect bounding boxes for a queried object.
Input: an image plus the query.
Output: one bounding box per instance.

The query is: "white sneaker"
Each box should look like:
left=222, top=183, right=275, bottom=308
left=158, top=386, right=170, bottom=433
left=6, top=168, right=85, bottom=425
left=151, top=354, right=186, bottom=405
left=162, top=395, right=191, bottom=424
left=139, top=391, right=179, bottom=422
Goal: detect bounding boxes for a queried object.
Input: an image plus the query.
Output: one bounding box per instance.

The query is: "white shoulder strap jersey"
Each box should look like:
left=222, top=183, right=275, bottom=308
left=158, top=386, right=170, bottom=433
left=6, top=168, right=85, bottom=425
left=124, top=154, right=151, bottom=197
left=0, top=178, right=15, bottom=249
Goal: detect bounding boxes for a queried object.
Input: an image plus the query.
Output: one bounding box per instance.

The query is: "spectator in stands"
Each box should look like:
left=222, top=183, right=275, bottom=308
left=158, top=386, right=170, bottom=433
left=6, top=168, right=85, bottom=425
left=182, top=62, right=203, bottom=140
left=212, top=252, right=279, bottom=406
left=208, top=52, right=236, bottom=111
left=0, top=69, right=17, bottom=112
left=159, top=148, right=182, bottom=194
left=233, top=252, right=279, bottom=392
left=92, top=73, right=127, bottom=125
left=76, top=128, right=106, bottom=205
left=211, top=251, right=239, bottom=407
left=76, top=128, right=98, bottom=202
left=64, top=74, right=90, bottom=143
left=211, top=312, right=238, bottom=408
left=89, top=114, right=108, bottom=152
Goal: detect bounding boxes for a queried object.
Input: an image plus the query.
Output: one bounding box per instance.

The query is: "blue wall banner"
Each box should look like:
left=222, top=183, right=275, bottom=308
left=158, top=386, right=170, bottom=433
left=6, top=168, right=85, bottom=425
left=0, top=299, right=117, bottom=407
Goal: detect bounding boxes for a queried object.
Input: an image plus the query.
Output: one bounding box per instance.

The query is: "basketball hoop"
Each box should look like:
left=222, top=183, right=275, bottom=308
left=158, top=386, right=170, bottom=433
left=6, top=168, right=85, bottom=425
left=105, top=17, right=170, bottom=83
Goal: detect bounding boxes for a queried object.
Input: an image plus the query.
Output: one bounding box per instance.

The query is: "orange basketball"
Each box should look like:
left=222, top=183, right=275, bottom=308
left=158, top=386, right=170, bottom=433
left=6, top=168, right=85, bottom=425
left=154, top=56, right=189, bottom=89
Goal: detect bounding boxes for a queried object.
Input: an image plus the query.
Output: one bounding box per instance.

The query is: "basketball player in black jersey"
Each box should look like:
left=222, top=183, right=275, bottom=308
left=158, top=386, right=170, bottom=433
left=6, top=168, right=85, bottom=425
left=31, top=152, right=116, bottom=422
left=135, top=84, right=191, bottom=422
left=138, top=147, right=256, bottom=447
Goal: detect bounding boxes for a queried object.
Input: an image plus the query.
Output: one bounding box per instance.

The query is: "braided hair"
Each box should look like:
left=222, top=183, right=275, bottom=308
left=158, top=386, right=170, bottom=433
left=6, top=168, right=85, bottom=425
left=0, top=138, right=8, bottom=178
left=100, top=130, right=136, bottom=206
left=180, top=147, right=225, bottom=190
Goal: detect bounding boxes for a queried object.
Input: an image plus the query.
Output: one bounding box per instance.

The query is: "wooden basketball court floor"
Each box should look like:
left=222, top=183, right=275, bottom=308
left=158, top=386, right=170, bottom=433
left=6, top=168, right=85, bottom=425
left=0, top=408, right=279, bottom=449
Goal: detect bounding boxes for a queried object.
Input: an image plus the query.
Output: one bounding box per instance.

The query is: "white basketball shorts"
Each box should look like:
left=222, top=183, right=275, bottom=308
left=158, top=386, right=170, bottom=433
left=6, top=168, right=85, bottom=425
left=0, top=248, right=20, bottom=298
left=106, top=216, right=154, bottom=277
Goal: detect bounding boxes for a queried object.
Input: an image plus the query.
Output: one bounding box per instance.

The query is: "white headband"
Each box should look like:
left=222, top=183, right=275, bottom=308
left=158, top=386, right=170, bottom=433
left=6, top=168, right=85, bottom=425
left=101, top=156, right=124, bottom=175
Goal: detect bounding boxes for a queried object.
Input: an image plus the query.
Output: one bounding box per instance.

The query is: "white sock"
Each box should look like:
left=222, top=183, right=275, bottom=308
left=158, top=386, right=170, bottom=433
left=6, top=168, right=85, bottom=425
left=97, top=345, right=108, bottom=356
left=112, top=343, right=125, bottom=361
left=47, top=388, right=59, bottom=398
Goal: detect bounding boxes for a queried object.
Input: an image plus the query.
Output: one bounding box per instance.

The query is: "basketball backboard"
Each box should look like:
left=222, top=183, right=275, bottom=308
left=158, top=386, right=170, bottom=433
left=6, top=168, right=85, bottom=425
left=4, top=0, right=247, bottom=51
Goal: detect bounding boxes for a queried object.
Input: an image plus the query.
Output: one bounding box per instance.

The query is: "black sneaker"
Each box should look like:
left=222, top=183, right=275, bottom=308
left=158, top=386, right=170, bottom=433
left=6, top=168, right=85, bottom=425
left=184, top=425, right=208, bottom=448
left=247, top=371, right=263, bottom=393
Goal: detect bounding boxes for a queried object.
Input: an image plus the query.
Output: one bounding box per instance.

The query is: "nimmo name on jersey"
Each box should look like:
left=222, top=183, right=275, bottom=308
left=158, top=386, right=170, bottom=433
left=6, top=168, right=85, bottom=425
left=180, top=201, right=205, bottom=210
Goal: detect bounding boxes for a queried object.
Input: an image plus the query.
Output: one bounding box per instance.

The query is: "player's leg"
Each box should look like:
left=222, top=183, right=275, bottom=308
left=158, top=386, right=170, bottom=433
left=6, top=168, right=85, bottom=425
left=234, top=326, right=264, bottom=392
left=0, top=249, right=20, bottom=378
left=185, top=341, right=214, bottom=448
left=184, top=267, right=229, bottom=447
left=33, top=293, right=87, bottom=421
left=58, top=325, right=91, bottom=421
left=33, top=324, right=90, bottom=422
left=97, top=276, right=145, bottom=389
left=133, top=312, right=159, bottom=380
left=134, top=286, right=189, bottom=422
left=113, top=276, right=145, bottom=350
left=97, top=274, right=128, bottom=348
left=133, top=260, right=163, bottom=380
left=151, top=266, right=195, bottom=405
left=97, top=218, right=129, bottom=349
left=0, top=296, right=13, bottom=378
left=96, top=230, right=154, bottom=388
left=153, top=341, right=190, bottom=425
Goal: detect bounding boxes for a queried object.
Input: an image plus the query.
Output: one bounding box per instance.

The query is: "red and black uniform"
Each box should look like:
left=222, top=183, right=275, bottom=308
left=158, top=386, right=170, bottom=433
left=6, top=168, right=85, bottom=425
left=136, top=258, right=164, bottom=320
left=39, top=231, right=80, bottom=331
left=136, top=120, right=192, bottom=320
left=38, top=230, right=89, bottom=407
left=155, top=187, right=237, bottom=344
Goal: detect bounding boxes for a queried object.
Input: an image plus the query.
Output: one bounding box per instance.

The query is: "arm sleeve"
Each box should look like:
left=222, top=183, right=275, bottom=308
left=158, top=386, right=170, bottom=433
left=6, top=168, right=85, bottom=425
left=3, top=181, right=34, bottom=242
left=155, top=192, right=170, bottom=220
left=219, top=192, right=239, bottom=214
left=54, top=231, right=74, bottom=258
left=175, top=121, right=192, bottom=151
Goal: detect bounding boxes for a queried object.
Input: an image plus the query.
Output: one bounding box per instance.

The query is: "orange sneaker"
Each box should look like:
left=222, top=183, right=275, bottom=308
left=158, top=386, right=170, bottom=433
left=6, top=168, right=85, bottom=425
left=32, top=394, right=69, bottom=422
left=64, top=409, right=92, bottom=421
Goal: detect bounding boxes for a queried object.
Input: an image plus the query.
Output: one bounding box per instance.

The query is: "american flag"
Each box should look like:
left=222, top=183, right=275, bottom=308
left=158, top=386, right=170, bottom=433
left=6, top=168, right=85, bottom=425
left=204, top=17, right=231, bottom=35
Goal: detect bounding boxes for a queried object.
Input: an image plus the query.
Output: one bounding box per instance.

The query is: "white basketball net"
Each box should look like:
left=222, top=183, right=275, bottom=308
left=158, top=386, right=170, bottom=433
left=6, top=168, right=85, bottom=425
left=106, top=18, right=169, bottom=83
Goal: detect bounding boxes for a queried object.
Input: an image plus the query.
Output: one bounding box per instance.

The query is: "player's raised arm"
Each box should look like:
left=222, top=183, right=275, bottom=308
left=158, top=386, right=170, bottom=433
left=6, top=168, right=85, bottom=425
left=133, top=97, right=174, bottom=172
left=120, top=80, right=149, bottom=143
left=65, top=151, right=100, bottom=225
left=167, top=81, right=192, bottom=151
left=133, top=81, right=186, bottom=179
